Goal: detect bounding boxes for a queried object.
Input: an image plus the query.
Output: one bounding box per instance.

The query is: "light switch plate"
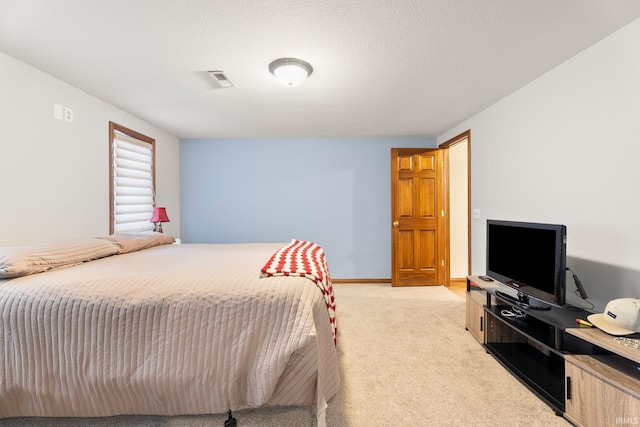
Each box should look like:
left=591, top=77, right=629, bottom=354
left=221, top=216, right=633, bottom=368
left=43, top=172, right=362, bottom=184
left=53, top=103, right=64, bottom=120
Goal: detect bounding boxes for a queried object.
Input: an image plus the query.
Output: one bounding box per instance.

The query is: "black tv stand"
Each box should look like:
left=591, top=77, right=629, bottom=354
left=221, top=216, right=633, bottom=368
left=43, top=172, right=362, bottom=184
left=467, top=276, right=640, bottom=423
left=480, top=284, right=590, bottom=414
left=495, top=290, right=551, bottom=310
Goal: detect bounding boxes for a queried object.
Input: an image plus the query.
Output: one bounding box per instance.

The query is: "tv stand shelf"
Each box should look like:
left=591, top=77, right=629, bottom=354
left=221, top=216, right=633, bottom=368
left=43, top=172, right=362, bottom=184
left=484, top=304, right=568, bottom=413
left=486, top=304, right=562, bottom=351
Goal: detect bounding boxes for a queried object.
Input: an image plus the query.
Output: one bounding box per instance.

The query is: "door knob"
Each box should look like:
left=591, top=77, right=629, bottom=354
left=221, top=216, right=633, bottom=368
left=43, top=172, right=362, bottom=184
left=392, top=221, right=399, bottom=228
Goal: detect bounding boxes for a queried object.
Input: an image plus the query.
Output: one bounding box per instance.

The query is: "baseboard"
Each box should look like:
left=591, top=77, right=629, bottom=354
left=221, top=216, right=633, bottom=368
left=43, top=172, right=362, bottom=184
left=332, top=278, right=391, bottom=284
left=449, top=277, right=466, bottom=287
left=332, top=278, right=467, bottom=286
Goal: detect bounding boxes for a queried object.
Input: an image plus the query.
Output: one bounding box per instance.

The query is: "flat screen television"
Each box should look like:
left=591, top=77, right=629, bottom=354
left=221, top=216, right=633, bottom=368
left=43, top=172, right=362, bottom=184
left=486, top=219, right=566, bottom=309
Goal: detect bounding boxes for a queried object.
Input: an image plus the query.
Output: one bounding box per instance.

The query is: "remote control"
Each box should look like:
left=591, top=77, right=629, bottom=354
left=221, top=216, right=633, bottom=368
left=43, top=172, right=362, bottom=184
left=479, top=275, right=494, bottom=282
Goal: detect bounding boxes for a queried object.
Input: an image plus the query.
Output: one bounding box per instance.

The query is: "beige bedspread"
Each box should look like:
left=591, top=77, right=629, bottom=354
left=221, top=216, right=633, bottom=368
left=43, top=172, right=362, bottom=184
left=0, top=243, right=339, bottom=419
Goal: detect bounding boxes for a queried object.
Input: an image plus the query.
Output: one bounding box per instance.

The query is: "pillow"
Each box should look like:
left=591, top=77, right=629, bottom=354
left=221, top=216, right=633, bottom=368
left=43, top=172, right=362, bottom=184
left=100, top=232, right=175, bottom=254
left=0, top=238, right=119, bottom=279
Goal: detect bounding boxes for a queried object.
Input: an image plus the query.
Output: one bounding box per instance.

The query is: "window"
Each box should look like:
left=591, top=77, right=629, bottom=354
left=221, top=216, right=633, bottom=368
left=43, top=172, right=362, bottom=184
left=109, top=122, right=156, bottom=234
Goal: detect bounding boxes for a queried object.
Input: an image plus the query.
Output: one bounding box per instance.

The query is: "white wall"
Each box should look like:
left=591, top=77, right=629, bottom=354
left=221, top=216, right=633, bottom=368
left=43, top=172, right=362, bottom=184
left=439, top=18, right=640, bottom=311
left=0, top=51, right=181, bottom=245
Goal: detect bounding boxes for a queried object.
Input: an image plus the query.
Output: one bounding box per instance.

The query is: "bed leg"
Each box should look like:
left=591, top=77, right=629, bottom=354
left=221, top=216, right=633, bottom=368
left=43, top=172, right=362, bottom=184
left=224, top=410, right=237, bottom=427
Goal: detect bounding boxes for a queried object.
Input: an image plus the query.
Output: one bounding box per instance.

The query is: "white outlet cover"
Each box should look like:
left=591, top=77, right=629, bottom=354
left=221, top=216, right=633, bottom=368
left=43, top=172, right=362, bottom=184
left=473, top=208, right=481, bottom=219
left=64, top=107, right=73, bottom=123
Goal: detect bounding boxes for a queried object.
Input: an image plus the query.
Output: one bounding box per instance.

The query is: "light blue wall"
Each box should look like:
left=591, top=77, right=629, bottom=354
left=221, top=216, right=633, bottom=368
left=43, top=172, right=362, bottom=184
left=180, top=137, right=436, bottom=279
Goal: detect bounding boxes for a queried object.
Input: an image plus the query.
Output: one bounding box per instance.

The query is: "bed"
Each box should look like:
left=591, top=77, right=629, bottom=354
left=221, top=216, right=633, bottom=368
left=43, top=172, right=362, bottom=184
left=0, top=235, right=339, bottom=426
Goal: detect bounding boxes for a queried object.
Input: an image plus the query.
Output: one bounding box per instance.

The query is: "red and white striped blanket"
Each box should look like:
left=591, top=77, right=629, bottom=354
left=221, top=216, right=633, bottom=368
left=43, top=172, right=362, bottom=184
left=260, top=239, right=337, bottom=345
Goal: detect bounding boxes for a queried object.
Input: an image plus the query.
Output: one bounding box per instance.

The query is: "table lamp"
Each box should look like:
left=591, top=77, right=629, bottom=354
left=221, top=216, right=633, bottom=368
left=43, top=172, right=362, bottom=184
left=150, top=207, right=170, bottom=233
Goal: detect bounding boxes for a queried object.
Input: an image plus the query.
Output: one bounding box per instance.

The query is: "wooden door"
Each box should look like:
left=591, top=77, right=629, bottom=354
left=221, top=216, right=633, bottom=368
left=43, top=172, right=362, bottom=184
left=391, top=148, right=445, bottom=286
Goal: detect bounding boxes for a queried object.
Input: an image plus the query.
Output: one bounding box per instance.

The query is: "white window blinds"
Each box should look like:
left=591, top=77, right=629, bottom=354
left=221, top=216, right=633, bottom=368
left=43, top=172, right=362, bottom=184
left=111, top=129, right=155, bottom=233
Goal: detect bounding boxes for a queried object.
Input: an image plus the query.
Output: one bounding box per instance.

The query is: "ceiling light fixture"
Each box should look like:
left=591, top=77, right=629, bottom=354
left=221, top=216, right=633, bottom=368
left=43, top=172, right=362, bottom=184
left=269, top=58, right=313, bottom=87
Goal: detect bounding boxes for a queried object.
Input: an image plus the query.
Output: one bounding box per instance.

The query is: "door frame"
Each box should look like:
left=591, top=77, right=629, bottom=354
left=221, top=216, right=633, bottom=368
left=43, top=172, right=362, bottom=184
left=439, top=130, right=472, bottom=285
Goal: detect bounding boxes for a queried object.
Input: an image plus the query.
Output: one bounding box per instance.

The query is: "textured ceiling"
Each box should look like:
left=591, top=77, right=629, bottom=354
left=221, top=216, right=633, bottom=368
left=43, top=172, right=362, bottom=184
left=1, top=0, right=640, bottom=139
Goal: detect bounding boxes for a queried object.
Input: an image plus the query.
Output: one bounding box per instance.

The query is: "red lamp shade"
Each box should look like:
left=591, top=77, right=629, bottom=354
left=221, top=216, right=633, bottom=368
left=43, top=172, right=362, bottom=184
left=150, top=207, right=170, bottom=233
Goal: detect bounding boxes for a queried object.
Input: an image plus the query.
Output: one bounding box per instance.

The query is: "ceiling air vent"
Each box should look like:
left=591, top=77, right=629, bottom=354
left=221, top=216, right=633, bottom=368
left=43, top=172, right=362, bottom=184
left=207, top=71, right=236, bottom=88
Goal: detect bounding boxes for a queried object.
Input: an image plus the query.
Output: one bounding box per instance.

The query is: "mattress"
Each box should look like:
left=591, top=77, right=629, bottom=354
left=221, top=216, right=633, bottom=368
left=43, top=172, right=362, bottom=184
left=0, top=243, right=339, bottom=420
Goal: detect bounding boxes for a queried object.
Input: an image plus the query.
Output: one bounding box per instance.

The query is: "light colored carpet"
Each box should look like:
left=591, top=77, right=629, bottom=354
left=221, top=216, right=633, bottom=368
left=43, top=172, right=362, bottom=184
left=0, top=284, right=570, bottom=427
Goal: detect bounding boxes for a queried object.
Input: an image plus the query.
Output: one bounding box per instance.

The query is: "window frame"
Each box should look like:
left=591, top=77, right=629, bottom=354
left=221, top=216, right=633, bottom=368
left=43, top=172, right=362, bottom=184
left=109, top=121, right=156, bottom=234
